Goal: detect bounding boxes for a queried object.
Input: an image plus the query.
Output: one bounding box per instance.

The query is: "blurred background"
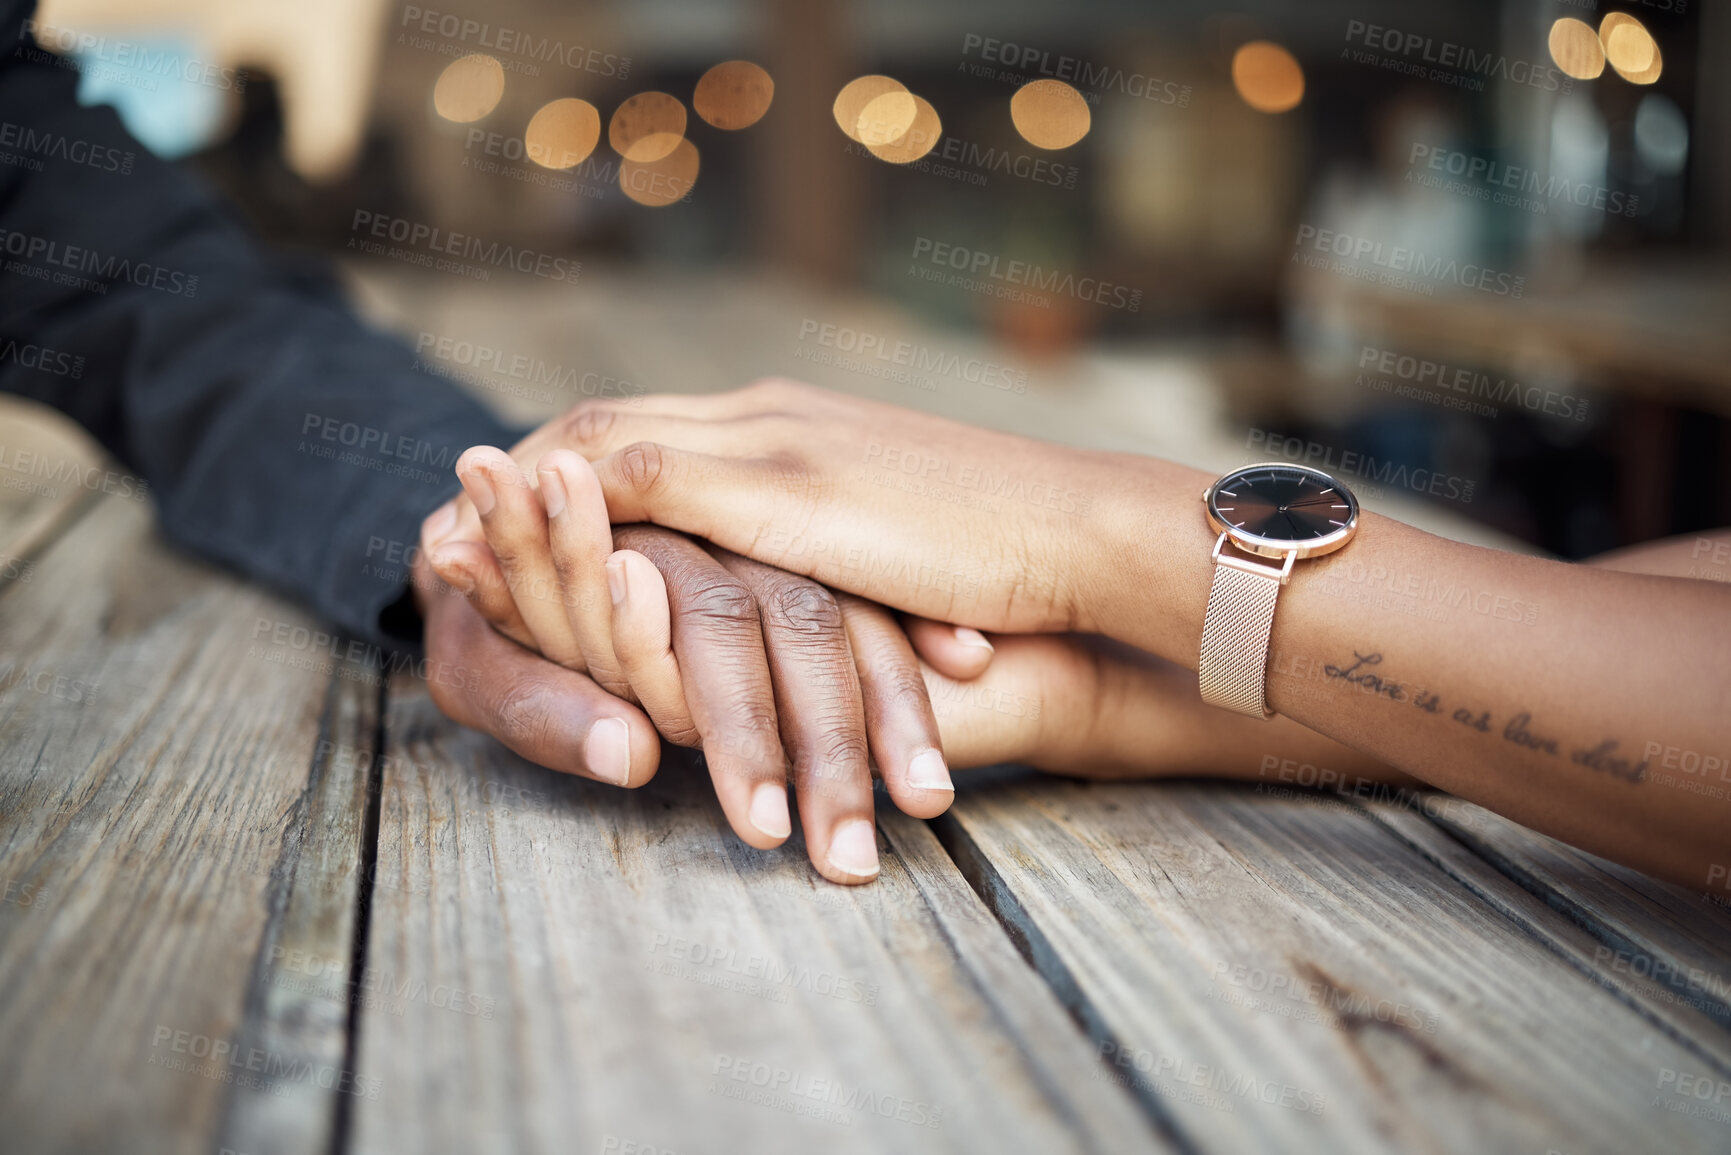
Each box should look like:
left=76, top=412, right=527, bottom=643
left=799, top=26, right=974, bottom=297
left=31, top=0, right=1731, bottom=559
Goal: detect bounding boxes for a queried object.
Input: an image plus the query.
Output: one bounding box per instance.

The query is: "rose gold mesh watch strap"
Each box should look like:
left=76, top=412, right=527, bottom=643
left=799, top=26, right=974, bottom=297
left=1198, top=561, right=1281, bottom=718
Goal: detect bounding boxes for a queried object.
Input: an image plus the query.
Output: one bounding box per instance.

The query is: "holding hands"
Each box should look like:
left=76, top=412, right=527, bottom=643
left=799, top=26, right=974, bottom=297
left=414, top=432, right=1107, bottom=884
left=414, top=380, right=1400, bottom=882
left=417, top=378, right=1729, bottom=890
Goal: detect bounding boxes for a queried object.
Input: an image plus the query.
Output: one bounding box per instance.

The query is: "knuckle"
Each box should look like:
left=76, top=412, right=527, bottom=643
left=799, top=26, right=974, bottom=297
left=561, top=400, right=617, bottom=447
left=812, top=727, right=869, bottom=769
left=488, top=541, right=528, bottom=574
left=793, top=731, right=870, bottom=795
left=487, top=676, right=559, bottom=751
left=762, top=580, right=841, bottom=636
left=616, top=441, right=669, bottom=495
left=611, top=525, right=674, bottom=555
left=763, top=451, right=816, bottom=496
left=711, top=716, right=781, bottom=765
left=680, top=575, right=760, bottom=629
left=880, top=664, right=933, bottom=717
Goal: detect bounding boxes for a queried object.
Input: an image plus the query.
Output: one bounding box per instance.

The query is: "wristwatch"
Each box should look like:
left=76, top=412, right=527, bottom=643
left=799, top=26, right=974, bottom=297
left=1198, top=462, right=1359, bottom=718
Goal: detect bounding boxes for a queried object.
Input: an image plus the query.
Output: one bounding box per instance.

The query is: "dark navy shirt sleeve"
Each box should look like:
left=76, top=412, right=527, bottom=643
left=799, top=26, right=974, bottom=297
left=0, top=0, right=521, bottom=648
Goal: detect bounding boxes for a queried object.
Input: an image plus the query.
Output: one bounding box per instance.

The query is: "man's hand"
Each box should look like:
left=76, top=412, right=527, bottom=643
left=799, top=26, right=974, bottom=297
left=414, top=546, right=663, bottom=789
left=418, top=448, right=992, bottom=885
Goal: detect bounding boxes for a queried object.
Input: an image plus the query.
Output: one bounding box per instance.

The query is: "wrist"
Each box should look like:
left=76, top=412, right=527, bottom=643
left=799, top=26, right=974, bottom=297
left=1084, top=455, right=1217, bottom=665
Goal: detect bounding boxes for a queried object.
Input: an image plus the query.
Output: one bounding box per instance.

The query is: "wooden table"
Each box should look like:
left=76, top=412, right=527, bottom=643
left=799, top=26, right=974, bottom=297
left=4, top=283, right=1731, bottom=1153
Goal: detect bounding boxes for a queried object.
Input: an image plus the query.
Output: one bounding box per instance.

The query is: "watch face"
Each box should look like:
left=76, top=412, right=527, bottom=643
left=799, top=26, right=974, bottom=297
left=1206, top=463, right=1358, bottom=556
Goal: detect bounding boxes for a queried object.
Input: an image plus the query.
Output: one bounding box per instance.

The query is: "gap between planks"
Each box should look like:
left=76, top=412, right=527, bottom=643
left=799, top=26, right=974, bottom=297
left=213, top=658, right=383, bottom=1155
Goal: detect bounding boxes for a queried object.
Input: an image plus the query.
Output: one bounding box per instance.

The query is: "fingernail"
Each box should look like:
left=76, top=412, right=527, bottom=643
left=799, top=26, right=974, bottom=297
left=538, top=467, right=567, bottom=518
left=606, top=556, right=627, bottom=606
left=906, top=747, right=953, bottom=793
left=827, top=818, right=880, bottom=879
left=584, top=717, right=632, bottom=786
left=429, top=547, right=474, bottom=593
left=423, top=501, right=457, bottom=544
left=748, top=781, right=791, bottom=840
left=954, top=627, right=994, bottom=651
left=460, top=467, right=496, bottom=516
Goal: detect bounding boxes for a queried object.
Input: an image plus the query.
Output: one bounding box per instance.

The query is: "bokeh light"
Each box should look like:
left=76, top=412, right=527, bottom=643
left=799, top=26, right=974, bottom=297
left=1601, top=13, right=1662, bottom=84
left=524, top=98, right=600, bottom=170
left=1617, top=45, right=1662, bottom=85
left=1010, top=80, right=1091, bottom=150
left=1231, top=41, right=1304, bottom=114
left=832, top=75, right=907, bottom=143
left=865, top=95, right=941, bottom=163
left=432, top=54, right=504, bottom=123
left=1548, top=18, right=1606, bottom=81
left=620, top=136, right=700, bottom=206
left=693, top=61, right=775, bottom=130
left=856, top=91, right=917, bottom=148
left=1601, top=14, right=1654, bottom=72
left=609, top=92, right=687, bottom=162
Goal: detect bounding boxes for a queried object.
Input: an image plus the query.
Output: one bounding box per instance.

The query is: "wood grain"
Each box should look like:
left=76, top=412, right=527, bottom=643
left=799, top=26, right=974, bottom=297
left=215, top=666, right=381, bottom=1155
left=1359, top=799, right=1731, bottom=1075
left=1395, top=797, right=1731, bottom=1031
left=940, top=775, right=1731, bottom=1154
left=0, top=395, right=108, bottom=589
left=0, top=492, right=368, bottom=1155
left=349, top=674, right=1169, bottom=1155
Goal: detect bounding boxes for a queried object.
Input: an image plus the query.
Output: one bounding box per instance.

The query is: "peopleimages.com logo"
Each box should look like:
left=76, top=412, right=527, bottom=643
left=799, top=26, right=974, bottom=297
left=1356, top=345, right=1588, bottom=422
left=1291, top=224, right=1524, bottom=299
left=958, top=34, right=1192, bottom=106
left=149, top=1025, right=381, bottom=1099
left=1341, top=19, right=1571, bottom=94
left=0, top=119, right=134, bottom=175
left=397, top=5, right=631, bottom=79
left=348, top=211, right=581, bottom=285
left=1246, top=429, right=1475, bottom=504
left=909, top=237, right=1142, bottom=312
left=19, top=20, right=247, bottom=92
left=0, top=227, right=197, bottom=297
left=1407, top=143, right=1638, bottom=218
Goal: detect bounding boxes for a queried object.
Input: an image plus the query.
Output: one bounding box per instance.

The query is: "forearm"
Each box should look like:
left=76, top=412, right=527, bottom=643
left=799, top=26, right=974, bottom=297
left=0, top=17, right=520, bottom=646
left=1094, top=460, right=1731, bottom=887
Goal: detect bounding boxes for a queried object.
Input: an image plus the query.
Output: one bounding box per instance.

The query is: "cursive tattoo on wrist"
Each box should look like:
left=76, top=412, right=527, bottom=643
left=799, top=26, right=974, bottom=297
left=1322, top=652, right=1405, bottom=701
left=1324, top=650, right=1647, bottom=784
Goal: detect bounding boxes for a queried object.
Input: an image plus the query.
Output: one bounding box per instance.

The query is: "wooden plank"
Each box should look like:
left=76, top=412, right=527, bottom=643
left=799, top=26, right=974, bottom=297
left=1361, top=801, right=1731, bottom=1071
left=0, top=395, right=109, bottom=587
left=1393, top=797, right=1731, bottom=1031
left=214, top=665, right=381, bottom=1155
left=940, top=776, right=1731, bottom=1154
left=350, top=674, right=1170, bottom=1155
left=0, top=492, right=371, bottom=1155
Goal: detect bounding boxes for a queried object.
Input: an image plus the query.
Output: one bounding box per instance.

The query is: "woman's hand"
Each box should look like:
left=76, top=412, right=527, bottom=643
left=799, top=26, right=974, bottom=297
left=434, top=379, right=1169, bottom=636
